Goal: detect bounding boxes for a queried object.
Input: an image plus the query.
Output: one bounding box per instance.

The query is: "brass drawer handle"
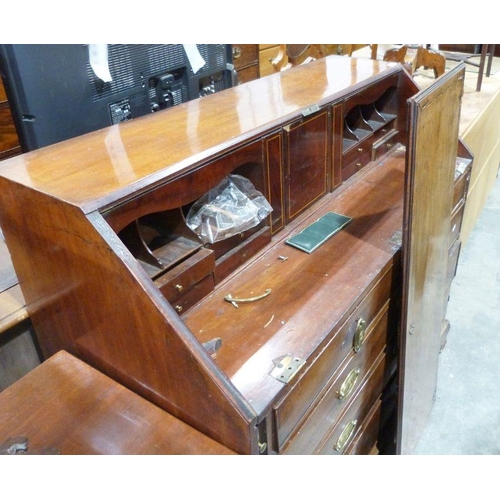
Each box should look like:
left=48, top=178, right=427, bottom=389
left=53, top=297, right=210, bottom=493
left=224, top=288, right=272, bottom=308
left=353, top=317, right=366, bottom=352
left=337, top=368, right=361, bottom=400
left=334, top=419, right=357, bottom=452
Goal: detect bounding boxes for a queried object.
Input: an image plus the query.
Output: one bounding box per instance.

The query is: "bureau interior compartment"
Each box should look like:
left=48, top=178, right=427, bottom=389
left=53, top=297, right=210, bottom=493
left=342, top=86, right=398, bottom=153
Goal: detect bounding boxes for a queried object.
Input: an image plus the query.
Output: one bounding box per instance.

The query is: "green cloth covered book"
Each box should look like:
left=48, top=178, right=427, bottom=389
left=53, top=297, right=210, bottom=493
left=285, top=212, right=352, bottom=254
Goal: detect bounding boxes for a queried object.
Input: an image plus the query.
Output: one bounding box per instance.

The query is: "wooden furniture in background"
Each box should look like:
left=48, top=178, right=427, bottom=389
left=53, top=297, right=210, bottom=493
left=0, top=56, right=468, bottom=455
left=383, top=45, right=446, bottom=78
left=0, top=78, right=21, bottom=160
left=442, top=44, right=496, bottom=92
left=231, top=44, right=260, bottom=84
left=0, top=350, right=235, bottom=454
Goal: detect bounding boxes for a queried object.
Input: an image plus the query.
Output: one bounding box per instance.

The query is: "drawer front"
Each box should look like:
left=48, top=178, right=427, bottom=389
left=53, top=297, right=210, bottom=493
left=0, top=105, right=21, bottom=154
left=274, top=265, right=394, bottom=449
left=345, top=397, right=382, bottom=455
left=172, top=274, right=215, bottom=315
left=452, top=168, right=471, bottom=210
left=232, top=44, right=258, bottom=69
left=343, top=137, right=374, bottom=166
left=236, top=65, right=259, bottom=84
left=155, top=247, right=215, bottom=302
left=316, top=350, right=388, bottom=455
left=342, top=150, right=372, bottom=180
left=371, top=129, right=399, bottom=161
left=214, top=225, right=271, bottom=284
left=281, top=305, right=390, bottom=454
left=449, top=199, right=465, bottom=247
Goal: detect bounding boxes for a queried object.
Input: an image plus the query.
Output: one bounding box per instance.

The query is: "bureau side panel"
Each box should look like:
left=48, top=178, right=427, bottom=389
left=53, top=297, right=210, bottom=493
left=0, top=178, right=257, bottom=454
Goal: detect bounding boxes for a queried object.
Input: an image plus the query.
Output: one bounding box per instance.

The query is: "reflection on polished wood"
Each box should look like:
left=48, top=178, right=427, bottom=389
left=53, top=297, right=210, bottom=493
left=0, top=351, right=235, bottom=455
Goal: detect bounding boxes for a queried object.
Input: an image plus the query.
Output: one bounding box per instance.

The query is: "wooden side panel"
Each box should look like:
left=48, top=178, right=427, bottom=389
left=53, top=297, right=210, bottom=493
left=0, top=179, right=258, bottom=454
left=398, top=64, right=465, bottom=454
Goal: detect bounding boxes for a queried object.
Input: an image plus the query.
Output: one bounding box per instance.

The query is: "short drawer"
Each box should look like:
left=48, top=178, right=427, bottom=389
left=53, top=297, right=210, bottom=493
left=173, top=274, right=215, bottom=315
left=315, top=349, right=388, bottom=455
left=273, top=265, right=394, bottom=450
left=281, top=304, right=390, bottom=454
left=342, top=150, right=372, bottom=180
left=343, top=139, right=374, bottom=167
left=371, top=129, right=399, bottom=161
left=155, top=247, right=215, bottom=302
left=214, top=225, right=271, bottom=284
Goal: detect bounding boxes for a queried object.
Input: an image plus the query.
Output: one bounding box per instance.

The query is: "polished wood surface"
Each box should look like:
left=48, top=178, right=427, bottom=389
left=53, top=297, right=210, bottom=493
left=0, top=351, right=235, bottom=455
left=184, top=150, right=406, bottom=413
left=0, top=55, right=467, bottom=455
left=399, top=64, right=466, bottom=454
left=0, top=57, right=400, bottom=211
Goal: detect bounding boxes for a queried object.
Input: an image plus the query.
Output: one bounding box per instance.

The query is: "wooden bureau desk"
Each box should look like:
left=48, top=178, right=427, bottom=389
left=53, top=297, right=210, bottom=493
left=0, top=350, right=234, bottom=455
left=0, top=56, right=469, bottom=455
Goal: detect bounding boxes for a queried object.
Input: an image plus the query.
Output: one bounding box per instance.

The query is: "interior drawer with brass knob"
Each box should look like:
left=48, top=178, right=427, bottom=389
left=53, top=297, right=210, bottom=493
left=155, top=247, right=215, bottom=304
left=371, top=129, right=399, bottom=162
left=273, top=265, right=394, bottom=451
left=281, top=304, right=390, bottom=454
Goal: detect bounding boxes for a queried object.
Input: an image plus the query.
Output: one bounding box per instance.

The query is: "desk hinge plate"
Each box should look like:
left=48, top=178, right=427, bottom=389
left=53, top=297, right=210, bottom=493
left=270, top=354, right=306, bottom=384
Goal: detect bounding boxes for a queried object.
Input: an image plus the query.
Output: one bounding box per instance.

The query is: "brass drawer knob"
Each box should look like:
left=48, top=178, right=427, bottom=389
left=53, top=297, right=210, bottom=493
left=175, top=305, right=183, bottom=313
left=337, top=368, right=361, bottom=400
left=334, top=419, right=357, bottom=452
left=175, top=284, right=183, bottom=292
left=353, top=317, right=366, bottom=352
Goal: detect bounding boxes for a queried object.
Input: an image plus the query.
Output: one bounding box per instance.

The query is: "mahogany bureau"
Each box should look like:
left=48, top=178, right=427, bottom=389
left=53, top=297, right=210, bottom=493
left=0, top=55, right=470, bottom=455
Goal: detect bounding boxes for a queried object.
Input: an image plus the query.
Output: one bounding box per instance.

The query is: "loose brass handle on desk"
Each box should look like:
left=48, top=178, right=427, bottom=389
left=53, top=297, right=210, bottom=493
left=334, top=419, right=357, bottom=453
left=337, top=368, right=360, bottom=401
left=224, top=288, right=272, bottom=308
left=353, top=317, right=366, bottom=352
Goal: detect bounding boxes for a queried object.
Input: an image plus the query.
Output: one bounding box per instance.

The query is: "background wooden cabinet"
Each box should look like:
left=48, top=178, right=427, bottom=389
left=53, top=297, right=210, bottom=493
left=0, top=78, right=21, bottom=160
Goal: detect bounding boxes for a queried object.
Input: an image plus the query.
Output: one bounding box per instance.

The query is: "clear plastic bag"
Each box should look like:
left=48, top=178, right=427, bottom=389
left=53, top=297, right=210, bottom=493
left=186, top=174, right=273, bottom=244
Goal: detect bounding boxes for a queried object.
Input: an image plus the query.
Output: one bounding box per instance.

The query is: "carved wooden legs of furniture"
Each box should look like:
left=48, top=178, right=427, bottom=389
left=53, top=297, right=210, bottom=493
left=383, top=45, right=446, bottom=79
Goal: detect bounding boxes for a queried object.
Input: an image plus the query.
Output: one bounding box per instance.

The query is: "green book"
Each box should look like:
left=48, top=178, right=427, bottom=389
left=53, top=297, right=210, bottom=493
left=286, top=212, right=353, bottom=254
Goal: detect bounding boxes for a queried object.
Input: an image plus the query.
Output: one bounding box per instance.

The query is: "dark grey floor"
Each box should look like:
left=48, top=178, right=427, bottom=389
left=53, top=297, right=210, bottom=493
left=414, top=171, right=500, bottom=454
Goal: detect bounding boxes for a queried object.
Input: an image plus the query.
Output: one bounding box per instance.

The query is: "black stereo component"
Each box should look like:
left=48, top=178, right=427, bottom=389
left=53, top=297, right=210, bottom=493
left=0, top=44, right=235, bottom=151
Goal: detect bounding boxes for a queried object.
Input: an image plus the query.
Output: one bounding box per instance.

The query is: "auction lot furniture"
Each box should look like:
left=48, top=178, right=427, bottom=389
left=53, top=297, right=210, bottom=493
left=0, top=56, right=471, bottom=455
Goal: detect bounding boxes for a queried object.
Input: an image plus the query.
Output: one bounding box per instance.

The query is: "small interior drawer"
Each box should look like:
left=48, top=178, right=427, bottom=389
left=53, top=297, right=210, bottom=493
left=342, top=150, right=372, bottom=180
left=155, top=247, right=215, bottom=302
left=273, top=266, right=394, bottom=450
left=343, top=137, right=374, bottom=167
left=371, top=129, right=399, bottom=161
left=173, top=274, right=215, bottom=315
